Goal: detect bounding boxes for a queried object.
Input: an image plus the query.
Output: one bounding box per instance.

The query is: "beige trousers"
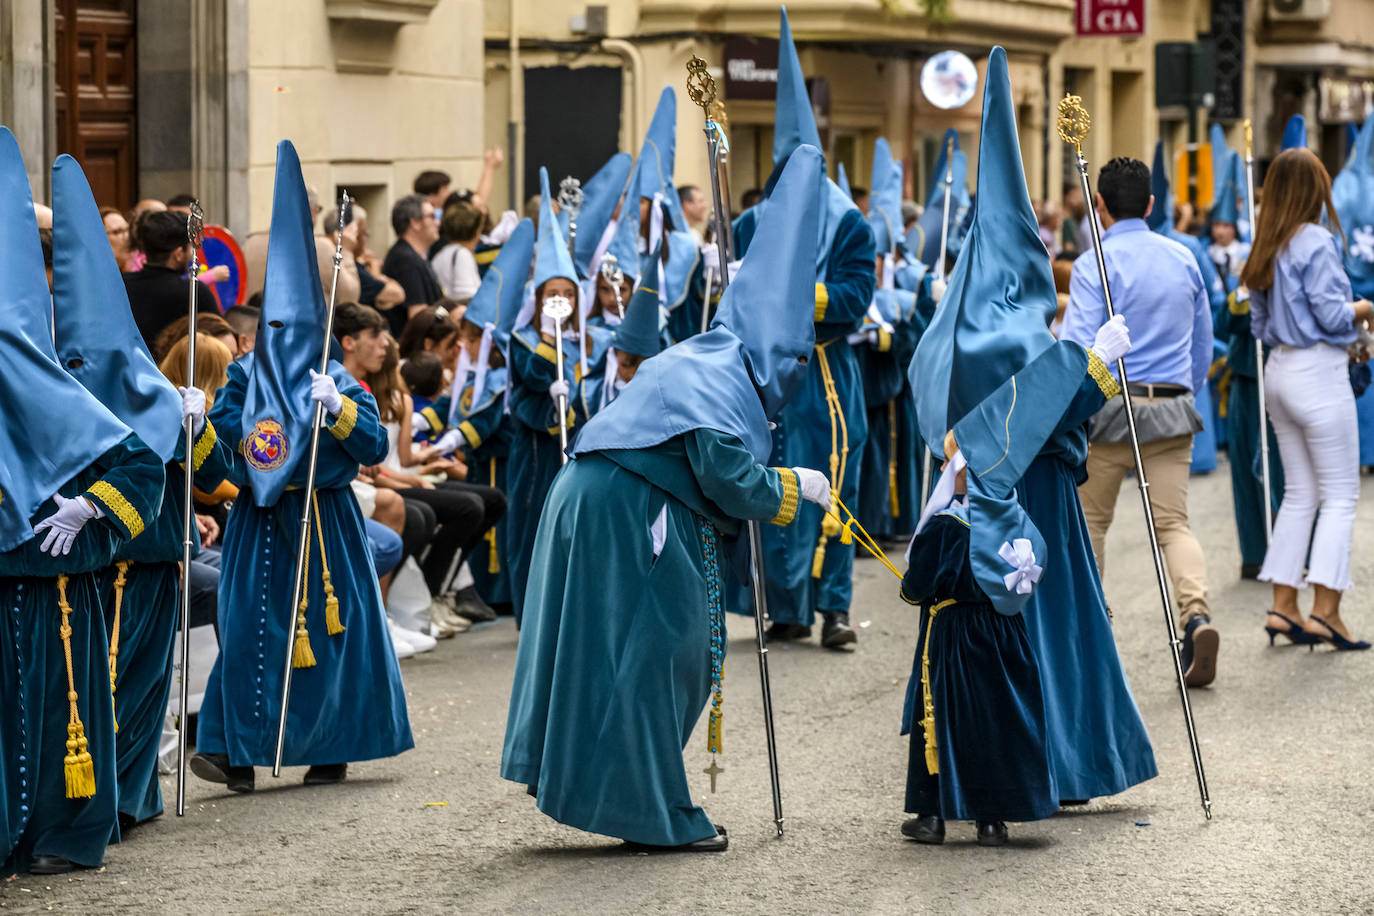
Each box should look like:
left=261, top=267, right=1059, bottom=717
left=1078, top=432, right=1210, bottom=627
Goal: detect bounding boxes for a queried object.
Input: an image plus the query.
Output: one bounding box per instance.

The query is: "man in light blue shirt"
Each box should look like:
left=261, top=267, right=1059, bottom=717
left=1061, top=157, right=1220, bottom=689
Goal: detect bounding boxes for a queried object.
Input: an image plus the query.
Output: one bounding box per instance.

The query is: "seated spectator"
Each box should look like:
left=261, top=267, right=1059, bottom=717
left=124, top=199, right=167, bottom=271
left=324, top=203, right=404, bottom=313
left=101, top=206, right=133, bottom=270
left=396, top=303, right=462, bottom=383
left=151, top=311, right=238, bottom=364
left=122, top=210, right=220, bottom=349
left=431, top=199, right=484, bottom=302
left=381, top=194, right=444, bottom=335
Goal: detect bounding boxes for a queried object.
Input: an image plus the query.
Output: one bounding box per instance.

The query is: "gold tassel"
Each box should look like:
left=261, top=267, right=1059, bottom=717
left=107, top=561, right=130, bottom=734
left=312, top=493, right=344, bottom=637
left=811, top=535, right=827, bottom=579
left=707, top=695, right=723, bottom=755
left=486, top=458, right=501, bottom=574
left=57, top=575, right=97, bottom=798
left=292, top=512, right=318, bottom=668
left=920, top=600, right=955, bottom=777
left=888, top=400, right=900, bottom=519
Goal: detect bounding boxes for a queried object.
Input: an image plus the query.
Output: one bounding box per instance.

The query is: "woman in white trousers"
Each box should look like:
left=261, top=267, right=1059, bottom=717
left=1244, top=148, right=1373, bottom=651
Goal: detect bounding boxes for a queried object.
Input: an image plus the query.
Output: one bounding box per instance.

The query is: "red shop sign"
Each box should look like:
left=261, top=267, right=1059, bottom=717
left=1076, top=0, right=1145, bottom=37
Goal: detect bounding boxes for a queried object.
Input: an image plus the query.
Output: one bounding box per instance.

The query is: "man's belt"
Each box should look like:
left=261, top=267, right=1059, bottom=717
left=1125, top=382, right=1190, bottom=399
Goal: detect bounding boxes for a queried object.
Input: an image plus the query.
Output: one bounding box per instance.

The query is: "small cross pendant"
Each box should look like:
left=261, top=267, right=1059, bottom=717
left=703, top=756, right=724, bottom=793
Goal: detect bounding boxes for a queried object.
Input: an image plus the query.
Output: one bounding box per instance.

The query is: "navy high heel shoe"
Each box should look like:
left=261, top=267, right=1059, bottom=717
left=1306, top=615, right=1372, bottom=651
left=1264, top=611, right=1320, bottom=647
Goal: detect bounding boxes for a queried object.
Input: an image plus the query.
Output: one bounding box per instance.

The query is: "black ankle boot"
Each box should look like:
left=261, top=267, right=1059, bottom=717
left=976, top=820, right=1008, bottom=847
left=901, top=814, right=945, bottom=845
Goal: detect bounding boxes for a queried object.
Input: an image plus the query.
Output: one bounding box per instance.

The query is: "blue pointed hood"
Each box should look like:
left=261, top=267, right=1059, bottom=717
left=868, top=137, right=903, bottom=255
left=836, top=162, right=851, bottom=199
left=534, top=167, right=577, bottom=293
left=910, top=47, right=1056, bottom=455
left=0, top=128, right=131, bottom=551
left=1147, top=140, right=1172, bottom=233
left=1333, top=112, right=1374, bottom=299
left=241, top=140, right=330, bottom=507
left=772, top=7, right=822, bottom=166
left=569, top=152, right=632, bottom=278
left=573, top=146, right=821, bottom=464
left=51, top=154, right=182, bottom=462
left=1281, top=114, right=1307, bottom=151
left=613, top=250, right=663, bottom=359
left=916, top=128, right=971, bottom=270
left=463, top=217, right=534, bottom=346
left=628, top=88, right=686, bottom=230
left=602, top=188, right=641, bottom=284
left=1212, top=149, right=1246, bottom=227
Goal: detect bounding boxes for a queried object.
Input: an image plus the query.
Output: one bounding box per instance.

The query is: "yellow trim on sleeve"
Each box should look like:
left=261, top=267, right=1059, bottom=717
left=326, top=395, right=358, bottom=440
left=1087, top=351, right=1122, bottom=400
left=459, top=421, right=482, bottom=449
left=876, top=328, right=892, bottom=353
left=191, top=420, right=218, bottom=472
left=769, top=467, right=799, bottom=526
left=545, top=407, right=577, bottom=437
left=85, top=480, right=145, bottom=539
left=420, top=407, right=442, bottom=435
left=1227, top=290, right=1250, bottom=316
left=535, top=342, right=558, bottom=364
left=475, top=248, right=500, bottom=265
left=814, top=283, right=829, bottom=322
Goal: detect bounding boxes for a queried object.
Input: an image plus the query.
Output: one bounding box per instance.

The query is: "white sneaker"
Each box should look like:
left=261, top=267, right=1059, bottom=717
left=428, top=596, right=472, bottom=635
left=400, top=625, right=437, bottom=653
left=388, top=621, right=417, bottom=659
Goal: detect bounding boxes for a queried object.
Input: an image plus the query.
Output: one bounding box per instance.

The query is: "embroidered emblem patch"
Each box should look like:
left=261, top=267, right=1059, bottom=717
left=246, top=418, right=289, bottom=472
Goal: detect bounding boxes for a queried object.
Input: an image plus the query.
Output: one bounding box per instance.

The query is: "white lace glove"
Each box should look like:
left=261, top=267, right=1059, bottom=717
left=701, top=243, right=720, bottom=276
left=309, top=370, right=344, bottom=416
left=548, top=379, right=570, bottom=403
left=433, top=429, right=464, bottom=454
left=930, top=278, right=947, bottom=303
left=1091, top=314, right=1132, bottom=365
left=33, top=492, right=102, bottom=557
left=412, top=411, right=432, bottom=434
left=793, top=467, right=833, bottom=511
left=178, top=386, right=206, bottom=436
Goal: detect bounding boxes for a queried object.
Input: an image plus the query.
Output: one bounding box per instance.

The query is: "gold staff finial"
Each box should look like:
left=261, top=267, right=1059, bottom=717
left=686, top=56, right=717, bottom=115
left=1056, top=93, right=1091, bottom=155
left=1243, top=118, right=1253, bottom=158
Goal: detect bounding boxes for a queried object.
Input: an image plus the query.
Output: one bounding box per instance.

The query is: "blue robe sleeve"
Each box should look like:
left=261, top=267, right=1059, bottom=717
left=509, top=330, right=574, bottom=435
left=322, top=370, right=389, bottom=468
left=82, top=433, right=166, bottom=544
left=175, top=418, right=234, bottom=493
left=815, top=210, right=877, bottom=333
left=458, top=390, right=506, bottom=456
left=684, top=429, right=798, bottom=526
left=207, top=358, right=249, bottom=486
left=952, top=341, right=1115, bottom=499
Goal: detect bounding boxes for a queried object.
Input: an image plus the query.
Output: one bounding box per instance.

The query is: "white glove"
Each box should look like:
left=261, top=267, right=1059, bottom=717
left=539, top=311, right=561, bottom=340
left=930, top=278, right=947, bottom=303
left=33, top=492, right=101, bottom=557
left=701, top=243, right=720, bottom=276
left=178, top=386, right=206, bottom=436
left=412, top=411, right=432, bottom=434
left=309, top=369, right=344, bottom=416
left=548, top=379, right=570, bottom=402
left=1091, top=314, right=1132, bottom=365
left=433, top=429, right=464, bottom=454
left=793, top=467, right=833, bottom=512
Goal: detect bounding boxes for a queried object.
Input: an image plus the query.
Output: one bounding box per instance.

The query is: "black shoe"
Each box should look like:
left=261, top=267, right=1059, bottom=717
left=1058, top=798, right=1090, bottom=807
left=901, top=815, right=945, bottom=844
left=1240, top=563, right=1261, bottom=581
left=452, top=585, right=497, bottom=623
left=976, top=820, right=1009, bottom=847
left=765, top=622, right=812, bottom=642
left=820, top=612, right=857, bottom=649
left=190, top=752, right=254, bottom=793
left=303, top=763, right=348, bottom=786
left=626, top=825, right=728, bottom=853
left=1181, top=615, right=1219, bottom=687
left=29, top=854, right=79, bottom=875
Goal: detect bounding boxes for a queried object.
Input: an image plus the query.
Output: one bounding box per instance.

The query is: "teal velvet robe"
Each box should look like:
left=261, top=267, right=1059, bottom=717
left=453, top=370, right=515, bottom=608
left=1, top=433, right=164, bottom=874
left=96, top=419, right=232, bottom=825
left=728, top=205, right=877, bottom=623
left=502, top=429, right=796, bottom=846
left=196, top=357, right=413, bottom=767
left=1216, top=293, right=1285, bottom=569
left=505, top=325, right=611, bottom=623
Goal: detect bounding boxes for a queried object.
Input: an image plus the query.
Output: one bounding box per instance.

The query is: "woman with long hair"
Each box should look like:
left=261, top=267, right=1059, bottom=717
left=1242, top=147, right=1374, bottom=650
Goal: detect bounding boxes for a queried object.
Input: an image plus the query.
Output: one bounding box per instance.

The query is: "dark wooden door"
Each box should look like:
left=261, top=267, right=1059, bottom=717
left=55, top=0, right=137, bottom=210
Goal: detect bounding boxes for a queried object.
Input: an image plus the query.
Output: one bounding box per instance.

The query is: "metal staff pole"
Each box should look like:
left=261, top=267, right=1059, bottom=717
left=273, top=191, right=352, bottom=776
left=701, top=266, right=715, bottom=335
left=599, top=253, right=625, bottom=321
left=687, top=54, right=784, bottom=839
left=1058, top=95, right=1211, bottom=820
left=1242, top=119, right=1273, bottom=540
left=557, top=177, right=583, bottom=267
left=176, top=202, right=205, bottom=815
left=936, top=135, right=955, bottom=282
left=542, top=294, right=573, bottom=464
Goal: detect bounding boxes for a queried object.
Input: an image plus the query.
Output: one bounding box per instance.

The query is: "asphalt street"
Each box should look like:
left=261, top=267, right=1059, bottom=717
left=5, top=456, right=1374, bottom=914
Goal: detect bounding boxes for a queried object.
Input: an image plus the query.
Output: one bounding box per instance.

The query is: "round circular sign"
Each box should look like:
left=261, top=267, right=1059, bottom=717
left=921, top=51, right=978, bottom=110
